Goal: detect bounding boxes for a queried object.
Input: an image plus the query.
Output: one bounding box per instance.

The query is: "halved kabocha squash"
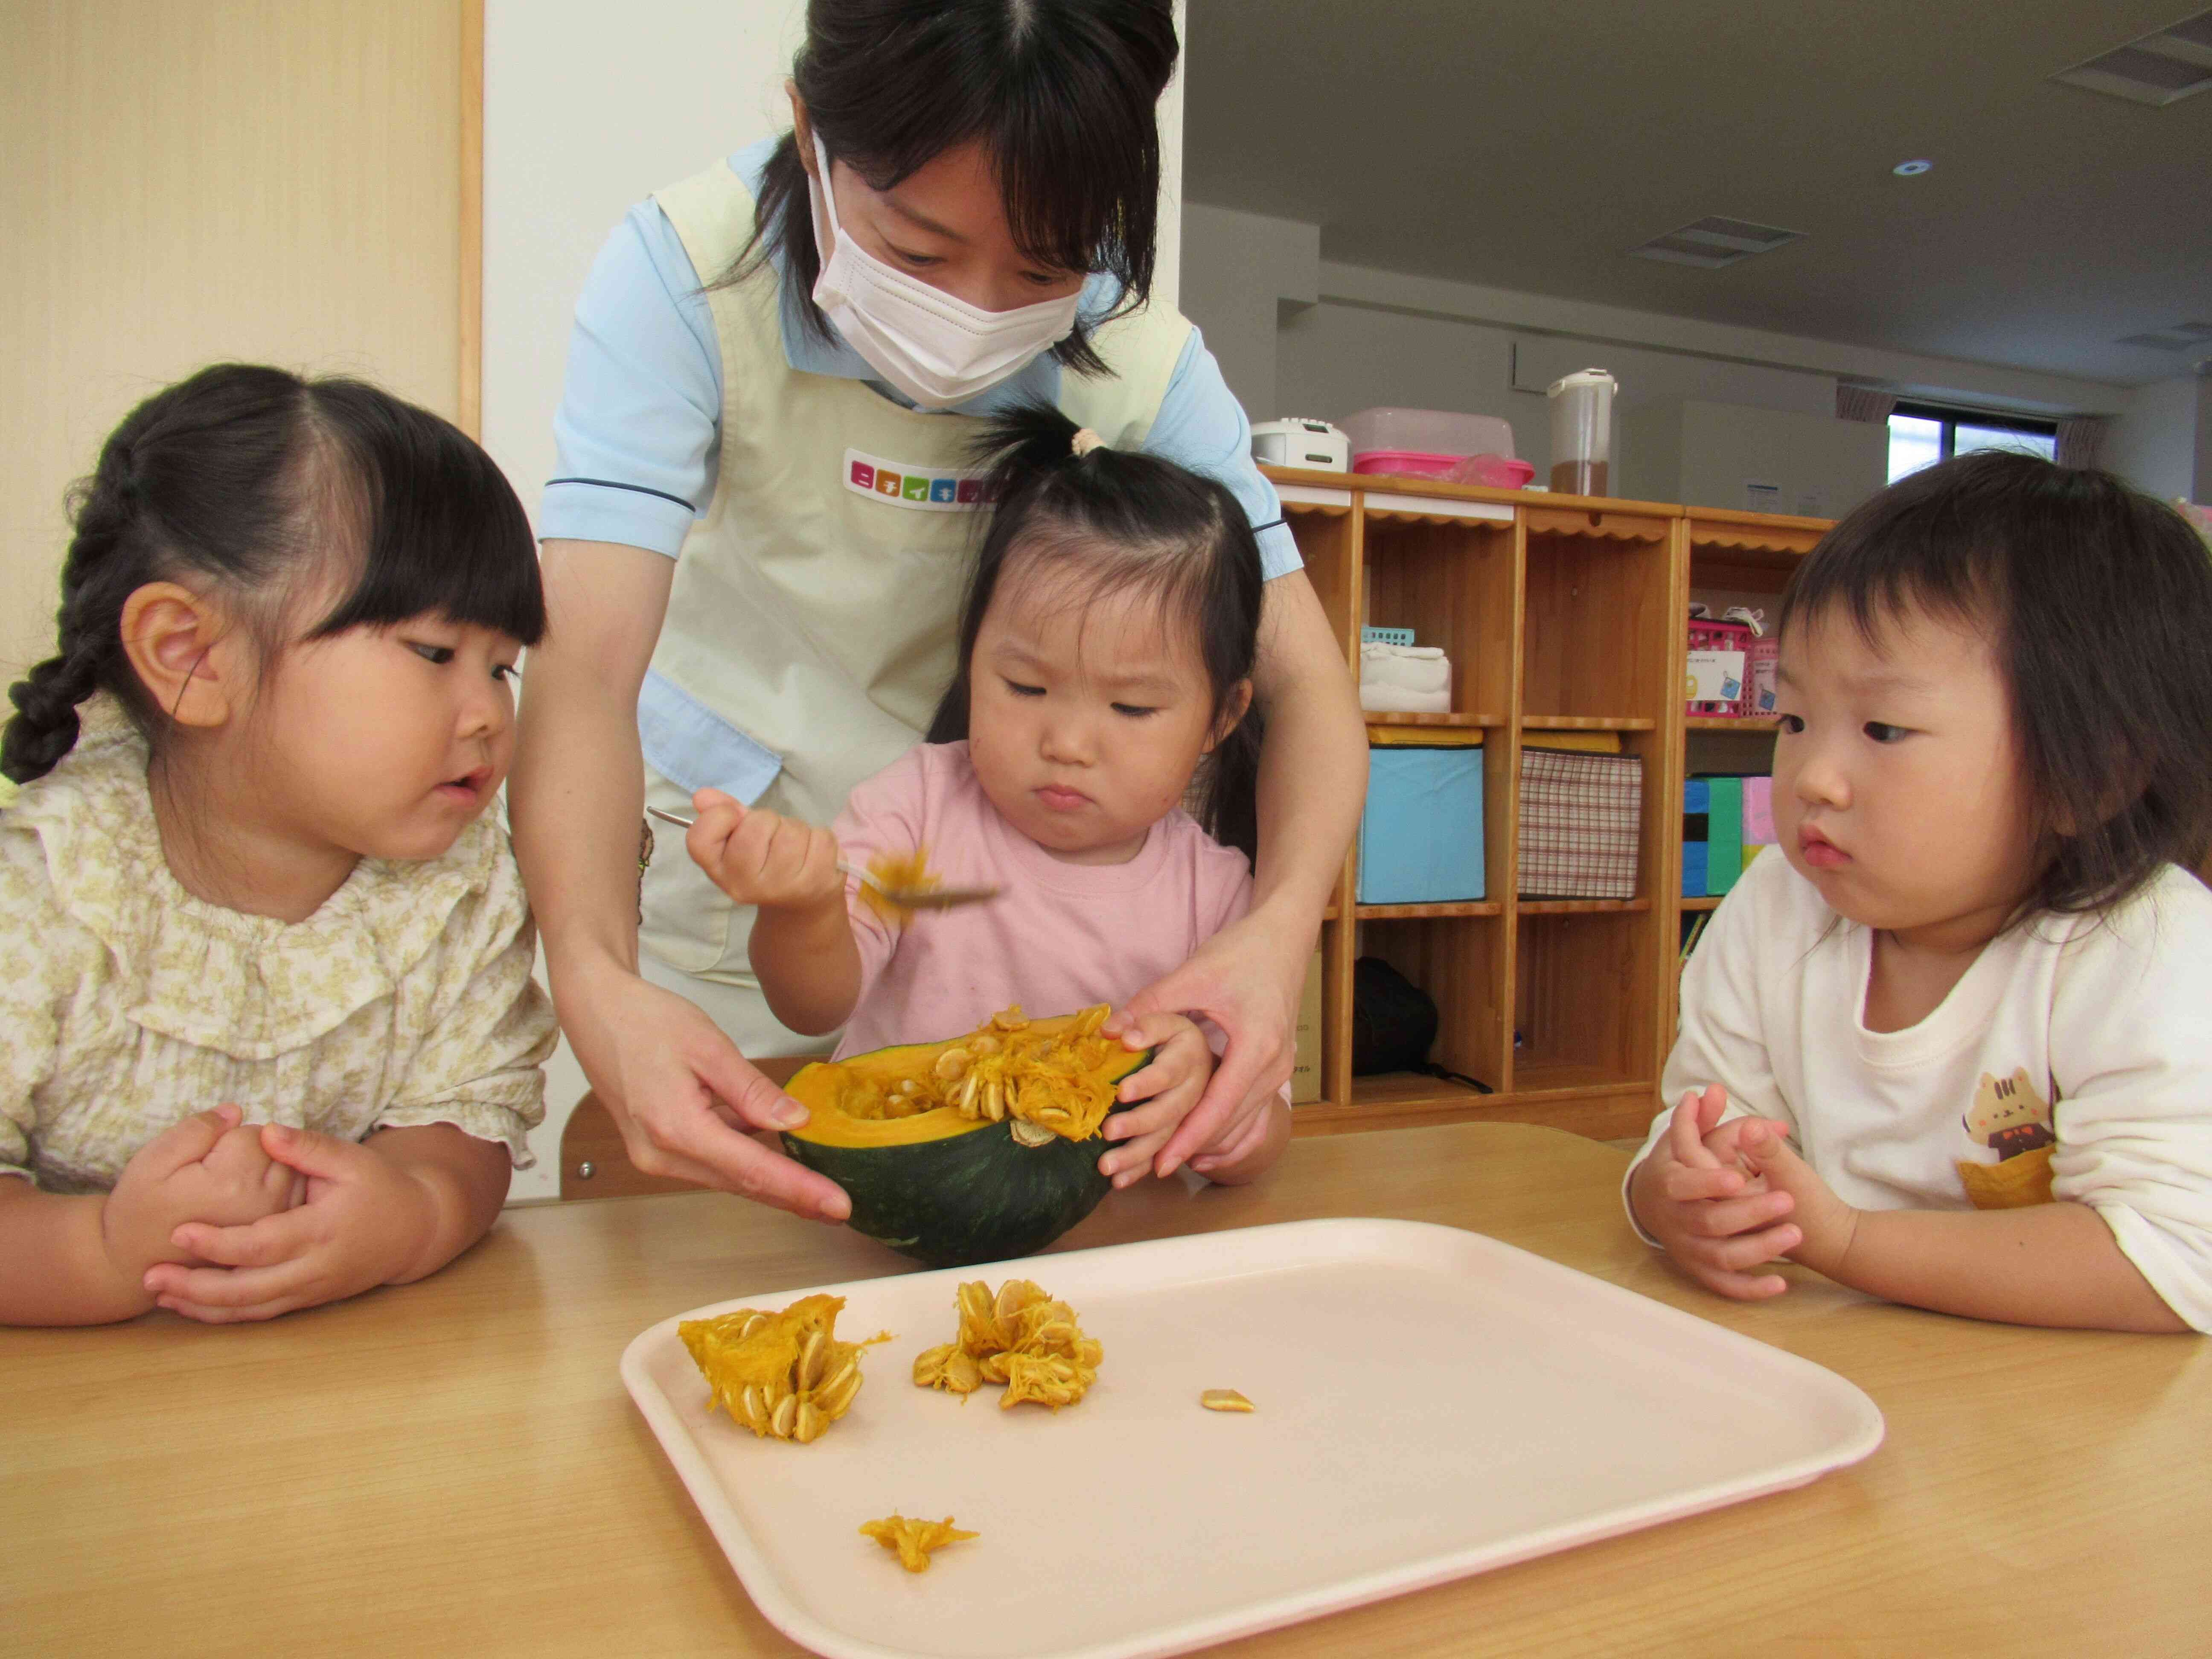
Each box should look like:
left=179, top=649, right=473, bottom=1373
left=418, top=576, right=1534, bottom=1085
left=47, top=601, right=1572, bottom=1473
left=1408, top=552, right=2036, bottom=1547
left=781, top=1005, right=1151, bottom=1268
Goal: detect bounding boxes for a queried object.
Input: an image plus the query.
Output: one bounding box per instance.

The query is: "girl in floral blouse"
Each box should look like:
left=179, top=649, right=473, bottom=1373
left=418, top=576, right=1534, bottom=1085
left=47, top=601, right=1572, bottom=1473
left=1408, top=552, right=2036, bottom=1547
left=0, top=364, right=556, bottom=1326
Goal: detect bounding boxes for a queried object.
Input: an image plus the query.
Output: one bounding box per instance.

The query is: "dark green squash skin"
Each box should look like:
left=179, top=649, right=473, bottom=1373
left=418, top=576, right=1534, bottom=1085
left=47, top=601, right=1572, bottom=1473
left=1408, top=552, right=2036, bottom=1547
left=782, top=1118, right=1112, bottom=1269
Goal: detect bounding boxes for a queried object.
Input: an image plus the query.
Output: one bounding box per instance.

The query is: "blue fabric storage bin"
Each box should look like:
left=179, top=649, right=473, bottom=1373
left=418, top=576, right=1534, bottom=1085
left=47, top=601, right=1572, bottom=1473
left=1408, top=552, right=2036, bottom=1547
left=1357, top=746, right=1486, bottom=904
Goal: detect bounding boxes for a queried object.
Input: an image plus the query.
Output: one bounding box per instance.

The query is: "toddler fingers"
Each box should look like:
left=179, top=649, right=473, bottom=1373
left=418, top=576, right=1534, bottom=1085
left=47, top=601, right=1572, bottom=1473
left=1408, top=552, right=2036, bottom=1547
left=172, top=1208, right=318, bottom=1269
left=1667, top=1090, right=1723, bottom=1170
left=1693, top=1264, right=1791, bottom=1301
left=1688, top=1221, right=1802, bottom=1275
left=1681, top=1187, right=1796, bottom=1240
left=144, top=1104, right=244, bottom=1173
left=1100, top=1127, right=1174, bottom=1187
left=143, top=1254, right=320, bottom=1311
left=1659, top=1162, right=1746, bottom=1204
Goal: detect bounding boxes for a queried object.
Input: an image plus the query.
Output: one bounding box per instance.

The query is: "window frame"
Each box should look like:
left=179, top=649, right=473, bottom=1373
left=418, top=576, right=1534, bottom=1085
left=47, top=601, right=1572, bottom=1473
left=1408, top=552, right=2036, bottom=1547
left=1890, top=401, right=2061, bottom=465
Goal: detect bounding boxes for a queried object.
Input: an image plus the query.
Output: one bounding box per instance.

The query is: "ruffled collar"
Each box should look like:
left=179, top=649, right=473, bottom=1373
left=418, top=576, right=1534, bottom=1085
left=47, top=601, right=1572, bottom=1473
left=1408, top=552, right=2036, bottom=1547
left=9, top=702, right=498, bottom=1059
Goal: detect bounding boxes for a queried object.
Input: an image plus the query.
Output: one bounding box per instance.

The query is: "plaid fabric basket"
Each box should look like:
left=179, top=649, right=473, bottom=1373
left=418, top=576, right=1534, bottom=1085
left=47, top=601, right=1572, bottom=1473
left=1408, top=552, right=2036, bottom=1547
left=1517, top=748, right=1643, bottom=899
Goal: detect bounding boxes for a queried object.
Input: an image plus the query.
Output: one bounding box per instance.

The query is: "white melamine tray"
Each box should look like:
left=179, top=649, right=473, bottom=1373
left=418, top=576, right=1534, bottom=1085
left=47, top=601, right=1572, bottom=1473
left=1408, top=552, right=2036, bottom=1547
left=621, top=1217, right=1882, bottom=1659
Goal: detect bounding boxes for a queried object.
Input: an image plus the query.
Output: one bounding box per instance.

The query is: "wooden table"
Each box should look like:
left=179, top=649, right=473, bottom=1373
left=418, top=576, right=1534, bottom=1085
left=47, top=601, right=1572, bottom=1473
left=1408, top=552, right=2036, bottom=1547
left=5, top=1123, right=2207, bottom=1656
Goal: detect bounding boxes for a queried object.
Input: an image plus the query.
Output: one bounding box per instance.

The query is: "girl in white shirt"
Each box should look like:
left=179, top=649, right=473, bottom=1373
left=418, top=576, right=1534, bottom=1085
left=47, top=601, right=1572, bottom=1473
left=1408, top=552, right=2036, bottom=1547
left=1628, top=451, right=2212, bottom=1333
left=0, top=364, right=556, bottom=1326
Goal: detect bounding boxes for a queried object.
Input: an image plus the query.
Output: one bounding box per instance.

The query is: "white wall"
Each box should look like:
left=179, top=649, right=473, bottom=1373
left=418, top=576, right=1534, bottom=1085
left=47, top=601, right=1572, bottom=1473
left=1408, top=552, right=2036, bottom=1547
left=1183, top=203, right=2145, bottom=499
left=483, top=0, right=1187, bottom=1199
left=2104, top=375, right=2203, bottom=502
left=1180, top=202, right=1318, bottom=421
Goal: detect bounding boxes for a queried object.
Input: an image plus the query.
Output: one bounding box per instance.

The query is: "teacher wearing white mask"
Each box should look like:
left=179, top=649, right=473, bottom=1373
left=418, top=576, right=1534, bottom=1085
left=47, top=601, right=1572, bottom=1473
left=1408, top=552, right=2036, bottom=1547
left=509, top=0, right=1365, bottom=1220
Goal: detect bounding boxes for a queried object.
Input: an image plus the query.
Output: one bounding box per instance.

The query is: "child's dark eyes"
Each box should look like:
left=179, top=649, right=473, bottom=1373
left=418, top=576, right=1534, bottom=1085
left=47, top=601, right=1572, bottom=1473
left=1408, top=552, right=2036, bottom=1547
left=1001, top=678, right=1045, bottom=699
left=889, top=244, right=942, bottom=269
left=1110, top=702, right=1158, bottom=719
left=1863, top=721, right=1909, bottom=744
left=411, top=640, right=517, bottom=682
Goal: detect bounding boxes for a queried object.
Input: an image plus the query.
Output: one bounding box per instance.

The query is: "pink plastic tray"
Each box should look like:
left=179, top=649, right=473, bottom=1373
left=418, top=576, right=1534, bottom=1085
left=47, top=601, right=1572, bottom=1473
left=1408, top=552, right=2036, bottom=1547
left=622, top=1217, right=1883, bottom=1659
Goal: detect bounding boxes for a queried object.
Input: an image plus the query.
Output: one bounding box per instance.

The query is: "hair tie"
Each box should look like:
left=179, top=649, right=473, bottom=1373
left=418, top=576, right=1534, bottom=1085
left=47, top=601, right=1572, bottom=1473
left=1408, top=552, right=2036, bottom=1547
left=1071, top=428, right=1104, bottom=458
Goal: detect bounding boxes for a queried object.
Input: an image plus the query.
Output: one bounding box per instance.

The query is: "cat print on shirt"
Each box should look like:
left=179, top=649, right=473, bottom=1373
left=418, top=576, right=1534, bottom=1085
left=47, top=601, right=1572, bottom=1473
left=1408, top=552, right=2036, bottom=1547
left=1956, top=1067, right=2058, bottom=1209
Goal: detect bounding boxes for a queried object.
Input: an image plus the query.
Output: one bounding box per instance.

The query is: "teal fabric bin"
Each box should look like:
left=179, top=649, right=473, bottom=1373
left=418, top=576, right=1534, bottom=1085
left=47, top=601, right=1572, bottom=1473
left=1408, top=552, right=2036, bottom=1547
left=1357, top=746, right=1487, bottom=904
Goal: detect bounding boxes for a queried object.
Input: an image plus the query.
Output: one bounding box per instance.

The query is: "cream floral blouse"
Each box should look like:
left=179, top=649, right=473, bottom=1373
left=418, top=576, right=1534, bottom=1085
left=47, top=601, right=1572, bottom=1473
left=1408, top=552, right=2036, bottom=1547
left=0, top=706, right=555, bottom=1193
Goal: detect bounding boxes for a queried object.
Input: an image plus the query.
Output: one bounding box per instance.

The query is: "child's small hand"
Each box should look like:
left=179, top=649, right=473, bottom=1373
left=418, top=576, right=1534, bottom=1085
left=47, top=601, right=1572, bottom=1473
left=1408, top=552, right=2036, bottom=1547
left=1629, top=1084, right=1802, bottom=1300
left=683, top=788, right=843, bottom=912
left=1738, top=1123, right=1859, bottom=1279
left=101, top=1105, right=302, bottom=1285
left=1097, top=1013, right=1214, bottom=1188
left=143, top=1125, right=438, bottom=1323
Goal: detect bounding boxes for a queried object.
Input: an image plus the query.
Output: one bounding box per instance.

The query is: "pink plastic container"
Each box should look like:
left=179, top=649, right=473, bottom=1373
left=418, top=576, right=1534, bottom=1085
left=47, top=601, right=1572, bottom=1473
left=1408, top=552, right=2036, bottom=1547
left=1351, top=451, right=1535, bottom=490
left=1445, top=454, right=1537, bottom=490
left=1343, top=408, right=1529, bottom=488
left=1351, top=448, right=1463, bottom=480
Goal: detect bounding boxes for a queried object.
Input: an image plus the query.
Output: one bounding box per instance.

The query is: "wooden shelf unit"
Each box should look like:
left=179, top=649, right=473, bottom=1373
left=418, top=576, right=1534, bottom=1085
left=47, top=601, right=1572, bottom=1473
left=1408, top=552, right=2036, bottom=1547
left=1264, top=468, right=1830, bottom=1144
left=1671, top=510, right=1826, bottom=1036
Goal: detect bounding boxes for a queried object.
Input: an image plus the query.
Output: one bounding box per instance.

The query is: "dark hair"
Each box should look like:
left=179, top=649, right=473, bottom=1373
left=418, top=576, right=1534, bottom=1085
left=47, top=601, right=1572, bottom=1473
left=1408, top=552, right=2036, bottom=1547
left=927, top=404, right=1264, bottom=858
left=734, top=0, right=1179, bottom=378
left=1777, top=449, right=2212, bottom=917
left=3, top=362, right=544, bottom=785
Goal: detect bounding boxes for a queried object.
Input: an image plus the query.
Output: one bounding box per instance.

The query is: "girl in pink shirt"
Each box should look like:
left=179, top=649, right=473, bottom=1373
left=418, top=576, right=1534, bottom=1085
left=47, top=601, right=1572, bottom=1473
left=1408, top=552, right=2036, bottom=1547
left=681, top=406, right=1292, bottom=1191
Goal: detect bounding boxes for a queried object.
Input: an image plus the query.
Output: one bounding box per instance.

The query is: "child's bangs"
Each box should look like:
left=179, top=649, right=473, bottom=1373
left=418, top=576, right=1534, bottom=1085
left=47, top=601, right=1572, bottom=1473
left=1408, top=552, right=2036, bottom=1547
left=1778, top=478, right=2008, bottom=653
left=297, top=381, right=545, bottom=646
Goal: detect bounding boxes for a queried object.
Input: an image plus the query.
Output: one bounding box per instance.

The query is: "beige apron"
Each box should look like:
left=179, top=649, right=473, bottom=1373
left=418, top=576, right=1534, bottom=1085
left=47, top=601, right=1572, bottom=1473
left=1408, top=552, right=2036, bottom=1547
left=636, top=159, right=1191, bottom=1053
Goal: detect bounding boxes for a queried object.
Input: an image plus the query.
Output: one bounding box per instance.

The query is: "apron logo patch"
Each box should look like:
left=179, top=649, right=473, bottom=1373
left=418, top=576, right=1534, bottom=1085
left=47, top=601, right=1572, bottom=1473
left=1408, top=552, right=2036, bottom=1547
left=843, top=449, right=995, bottom=512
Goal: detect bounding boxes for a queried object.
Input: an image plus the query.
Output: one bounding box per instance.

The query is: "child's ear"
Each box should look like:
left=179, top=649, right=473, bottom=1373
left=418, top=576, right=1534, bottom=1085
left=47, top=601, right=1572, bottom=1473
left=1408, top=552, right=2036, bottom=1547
left=1204, top=680, right=1255, bottom=752
left=117, top=582, right=246, bottom=730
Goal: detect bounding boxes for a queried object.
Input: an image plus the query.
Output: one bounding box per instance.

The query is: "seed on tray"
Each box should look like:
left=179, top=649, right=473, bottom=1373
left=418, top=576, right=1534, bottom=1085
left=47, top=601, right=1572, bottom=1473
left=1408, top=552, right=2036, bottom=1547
left=860, top=1513, right=978, bottom=1573
left=1200, top=1389, right=1254, bottom=1412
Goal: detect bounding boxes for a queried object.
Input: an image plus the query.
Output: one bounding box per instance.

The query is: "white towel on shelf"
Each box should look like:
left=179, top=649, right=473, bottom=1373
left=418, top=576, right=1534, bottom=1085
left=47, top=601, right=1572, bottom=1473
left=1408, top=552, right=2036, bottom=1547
left=1359, top=642, right=1453, bottom=714
left=1360, top=682, right=1453, bottom=714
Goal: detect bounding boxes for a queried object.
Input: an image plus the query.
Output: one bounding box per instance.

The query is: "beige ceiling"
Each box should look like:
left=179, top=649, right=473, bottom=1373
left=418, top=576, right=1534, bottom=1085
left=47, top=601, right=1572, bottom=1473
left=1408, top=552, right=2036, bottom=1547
left=1183, top=0, right=2212, bottom=387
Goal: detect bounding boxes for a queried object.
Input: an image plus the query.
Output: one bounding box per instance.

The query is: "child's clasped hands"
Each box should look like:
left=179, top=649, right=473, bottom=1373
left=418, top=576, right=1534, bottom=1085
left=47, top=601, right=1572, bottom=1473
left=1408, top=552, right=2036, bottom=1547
left=1629, top=1084, right=1860, bottom=1301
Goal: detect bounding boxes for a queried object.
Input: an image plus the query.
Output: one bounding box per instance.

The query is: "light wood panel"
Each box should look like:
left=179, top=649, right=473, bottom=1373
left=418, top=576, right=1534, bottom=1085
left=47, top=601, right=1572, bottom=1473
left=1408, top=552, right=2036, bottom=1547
left=0, top=0, right=476, bottom=679
left=10, top=1123, right=2206, bottom=1656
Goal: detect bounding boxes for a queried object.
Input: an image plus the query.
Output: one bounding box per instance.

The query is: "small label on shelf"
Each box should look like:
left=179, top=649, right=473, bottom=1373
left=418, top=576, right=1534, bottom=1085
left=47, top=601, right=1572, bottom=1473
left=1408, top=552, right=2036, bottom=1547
left=1362, top=626, right=1416, bottom=647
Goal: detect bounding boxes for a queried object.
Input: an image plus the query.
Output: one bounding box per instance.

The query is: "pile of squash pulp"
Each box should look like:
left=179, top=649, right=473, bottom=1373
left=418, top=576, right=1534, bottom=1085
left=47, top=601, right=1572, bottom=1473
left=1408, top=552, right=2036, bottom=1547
left=782, top=1005, right=1150, bottom=1267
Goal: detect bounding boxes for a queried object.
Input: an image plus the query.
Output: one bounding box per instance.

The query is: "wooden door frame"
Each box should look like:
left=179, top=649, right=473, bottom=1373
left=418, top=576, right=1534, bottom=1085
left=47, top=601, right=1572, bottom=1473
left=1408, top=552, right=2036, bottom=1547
left=459, top=0, right=485, bottom=438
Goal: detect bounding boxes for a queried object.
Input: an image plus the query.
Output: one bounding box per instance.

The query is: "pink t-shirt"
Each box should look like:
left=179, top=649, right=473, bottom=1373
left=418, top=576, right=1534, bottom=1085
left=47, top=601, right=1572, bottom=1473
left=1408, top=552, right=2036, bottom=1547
left=831, top=742, right=1255, bottom=1057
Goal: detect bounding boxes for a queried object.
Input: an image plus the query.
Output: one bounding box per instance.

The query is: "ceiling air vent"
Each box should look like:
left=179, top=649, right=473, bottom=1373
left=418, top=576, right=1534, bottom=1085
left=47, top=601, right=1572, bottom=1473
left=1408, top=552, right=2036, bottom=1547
left=2053, top=10, right=2212, bottom=106
left=2117, top=320, right=2212, bottom=351
left=1627, top=217, right=1805, bottom=270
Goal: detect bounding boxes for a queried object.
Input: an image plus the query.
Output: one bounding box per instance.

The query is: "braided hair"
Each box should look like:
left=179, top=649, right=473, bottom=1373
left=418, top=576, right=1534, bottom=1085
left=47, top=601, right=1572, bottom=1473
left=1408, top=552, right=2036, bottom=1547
left=927, top=402, right=1264, bottom=859
left=3, top=363, right=544, bottom=785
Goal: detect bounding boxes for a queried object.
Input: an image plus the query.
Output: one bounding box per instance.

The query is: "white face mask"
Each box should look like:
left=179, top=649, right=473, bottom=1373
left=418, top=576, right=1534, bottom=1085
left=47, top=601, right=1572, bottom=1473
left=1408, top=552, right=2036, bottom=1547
left=805, top=132, right=1083, bottom=410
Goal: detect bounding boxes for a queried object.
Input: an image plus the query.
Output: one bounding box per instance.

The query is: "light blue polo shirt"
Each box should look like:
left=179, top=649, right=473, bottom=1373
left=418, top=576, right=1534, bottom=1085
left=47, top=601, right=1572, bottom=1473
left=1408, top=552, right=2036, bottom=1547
left=543, top=137, right=1297, bottom=580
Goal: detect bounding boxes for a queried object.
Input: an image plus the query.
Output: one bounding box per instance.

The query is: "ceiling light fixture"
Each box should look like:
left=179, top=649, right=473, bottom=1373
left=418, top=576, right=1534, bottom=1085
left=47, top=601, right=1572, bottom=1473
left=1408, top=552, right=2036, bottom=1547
left=1626, top=216, right=1805, bottom=269
left=1893, top=159, right=1933, bottom=176
left=2052, top=9, right=2212, bottom=105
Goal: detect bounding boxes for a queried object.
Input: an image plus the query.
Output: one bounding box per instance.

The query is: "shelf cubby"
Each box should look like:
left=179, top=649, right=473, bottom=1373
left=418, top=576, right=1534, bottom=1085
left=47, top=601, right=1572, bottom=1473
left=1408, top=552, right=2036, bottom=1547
left=1258, top=466, right=1832, bottom=1144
